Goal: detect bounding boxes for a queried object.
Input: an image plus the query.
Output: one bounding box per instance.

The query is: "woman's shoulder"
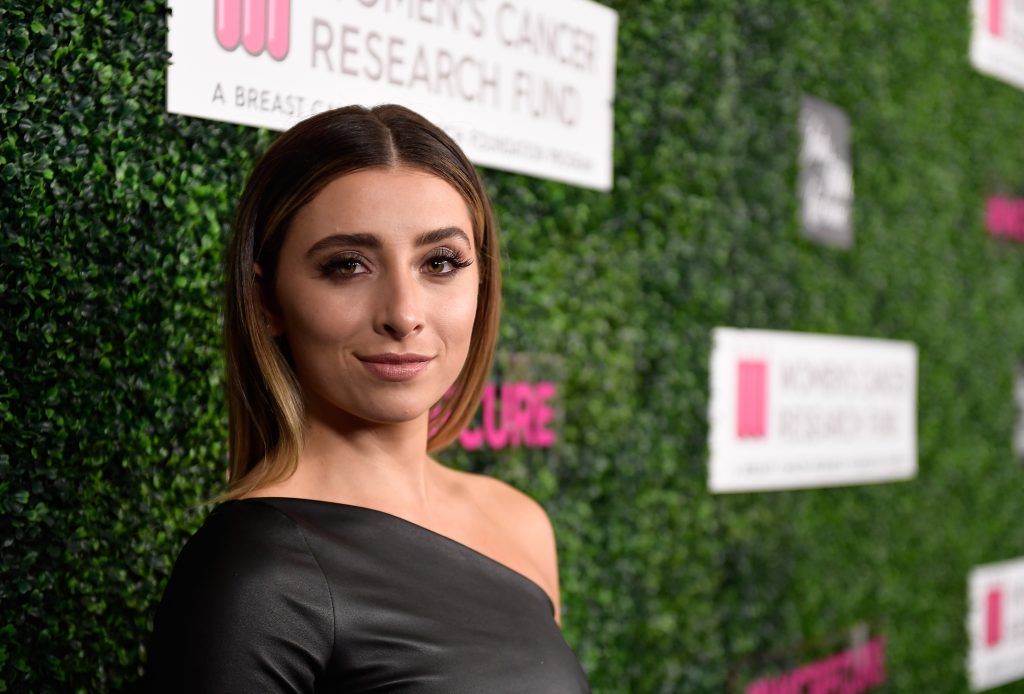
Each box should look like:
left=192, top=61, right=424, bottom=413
left=158, top=499, right=329, bottom=611
left=147, top=499, right=334, bottom=690
left=450, top=468, right=554, bottom=536
left=176, top=499, right=309, bottom=565
left=445, top=468, right=562, bottom=616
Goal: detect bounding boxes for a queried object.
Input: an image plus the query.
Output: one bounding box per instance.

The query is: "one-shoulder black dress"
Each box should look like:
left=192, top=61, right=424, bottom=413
left=145, top=497, right=591, bottom=692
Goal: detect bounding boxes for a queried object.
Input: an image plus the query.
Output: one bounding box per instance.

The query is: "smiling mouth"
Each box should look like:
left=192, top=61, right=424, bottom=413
left=357, top=354, right=433, bottom=382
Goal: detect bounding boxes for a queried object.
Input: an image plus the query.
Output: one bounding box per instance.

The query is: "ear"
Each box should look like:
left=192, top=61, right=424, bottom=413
left=253, top=261, right=284, bottom=338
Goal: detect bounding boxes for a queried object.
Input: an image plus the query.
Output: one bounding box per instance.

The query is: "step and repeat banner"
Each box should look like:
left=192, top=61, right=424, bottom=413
left=151, top=3, right=1022, bottom=693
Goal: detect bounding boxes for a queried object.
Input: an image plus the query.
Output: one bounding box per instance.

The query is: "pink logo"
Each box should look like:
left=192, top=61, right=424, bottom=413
left=459, top=381, right=557, bottom=451
left=746, top=636, right=886, bottom=694
left=986, top=196, right=1024, bottom=241
left=986, top=587, right=1004, bottom=647
left=429, top=381, right=558, bottom=451
left=215, top=0, right=291, bottom=60
left=737, top=360, right=768, bottom=438
left=989, top=0, right=1004, bottom=36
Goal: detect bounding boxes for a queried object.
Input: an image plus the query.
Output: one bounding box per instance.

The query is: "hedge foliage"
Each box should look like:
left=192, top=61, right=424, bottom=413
left=3, top=0, right=1024, bottom=691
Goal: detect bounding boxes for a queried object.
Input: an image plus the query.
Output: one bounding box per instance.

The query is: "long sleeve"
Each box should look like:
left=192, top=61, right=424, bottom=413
left=144, top=501, right=335, bottom=693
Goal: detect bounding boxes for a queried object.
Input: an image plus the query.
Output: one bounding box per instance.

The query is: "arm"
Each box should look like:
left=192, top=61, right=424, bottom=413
left=144, top=502, right=334, bottom=693
left=522, top=497, right=563, bottom=628
left=485, top=478, right=563, bottom=627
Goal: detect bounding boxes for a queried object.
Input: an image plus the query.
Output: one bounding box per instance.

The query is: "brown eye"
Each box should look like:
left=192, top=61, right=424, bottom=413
left=426, top=258, right=454, bottom=274
left=423, top=248, right=473, bottom=276
left=318, top=254, right=367, bottom=278
left=335, top=259, right=363, bottom=274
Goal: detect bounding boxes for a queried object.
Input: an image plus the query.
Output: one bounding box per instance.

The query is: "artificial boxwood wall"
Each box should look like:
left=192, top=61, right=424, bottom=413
left=3, top=0, right=1024, bottom=691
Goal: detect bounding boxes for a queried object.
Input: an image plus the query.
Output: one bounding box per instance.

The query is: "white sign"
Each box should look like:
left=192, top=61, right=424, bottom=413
left=971, top=0, right=1024, bottom=92
left=798, top=95, right=853, bottom=249
left=708, top=328, right=918, bottom=493
left=968, top=556, right=1024, bottom=691
left=167, top=0, right=619, bottom=190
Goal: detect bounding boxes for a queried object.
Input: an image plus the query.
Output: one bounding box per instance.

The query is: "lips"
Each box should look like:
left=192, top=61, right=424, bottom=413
left=357, top=353, right=433, bottom=382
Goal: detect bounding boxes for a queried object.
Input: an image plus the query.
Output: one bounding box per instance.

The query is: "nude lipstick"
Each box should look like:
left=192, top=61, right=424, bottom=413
left=357, top=353, right=433, bottom=382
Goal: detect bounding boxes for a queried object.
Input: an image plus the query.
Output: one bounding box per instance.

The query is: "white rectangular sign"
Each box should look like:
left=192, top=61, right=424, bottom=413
left=971, top=0, right=1024, bottom=92
left=708, top=328, right=918, bottom=493
left=167, top=0, right=619, bottom=190
left=798, top=95, right=854, bottom=249
left=968, top=556, right=1024, bottom=691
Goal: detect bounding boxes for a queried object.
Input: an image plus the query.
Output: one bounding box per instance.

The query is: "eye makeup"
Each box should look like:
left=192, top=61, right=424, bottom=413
left=316, top=246, right=474, bottom=280
left=316, top=252, right=367, bottom=278
left=423, top=247, right=474, bottom=275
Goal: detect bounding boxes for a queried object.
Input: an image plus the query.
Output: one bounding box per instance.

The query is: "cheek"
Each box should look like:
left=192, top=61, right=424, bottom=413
left=434, top=285, right=479, bottom=347
left=281, top=281, right=359, bottom=345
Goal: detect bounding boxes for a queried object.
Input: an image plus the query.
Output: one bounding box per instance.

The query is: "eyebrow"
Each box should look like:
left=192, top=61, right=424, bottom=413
left=304, top=226, right=472, bottom=258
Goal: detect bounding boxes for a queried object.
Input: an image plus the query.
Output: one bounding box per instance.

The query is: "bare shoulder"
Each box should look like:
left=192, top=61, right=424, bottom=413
left=449, top=469, right=562, bottom=624
left=476, top=473, right=554, bottom=536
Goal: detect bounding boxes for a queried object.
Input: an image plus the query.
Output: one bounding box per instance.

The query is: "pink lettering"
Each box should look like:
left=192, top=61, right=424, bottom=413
left=510, top=382, right=534, bottom=446
left=745, top=637, right=887, bottom=694
left=832, top=652, right=853, bottom=693
left=868, top=637, right=886, bottom=686
left=458, top=424, right=484, bottom=450
left=533, top=381, right=557, bottom=446
left=483, top=383, right=509, bottom=449
left=457, top=381, right=560, bottom=450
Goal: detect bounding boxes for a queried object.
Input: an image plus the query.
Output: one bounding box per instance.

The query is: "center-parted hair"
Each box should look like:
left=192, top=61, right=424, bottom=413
left=213, top=104, right=502, bottom=503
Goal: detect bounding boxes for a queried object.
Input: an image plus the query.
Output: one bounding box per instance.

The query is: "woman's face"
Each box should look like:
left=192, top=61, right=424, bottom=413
left=257, top=166, right=479, bottom=427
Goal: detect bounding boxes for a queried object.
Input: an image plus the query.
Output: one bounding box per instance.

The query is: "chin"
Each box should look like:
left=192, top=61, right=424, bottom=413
left=335, top=392, right=439, bottom=426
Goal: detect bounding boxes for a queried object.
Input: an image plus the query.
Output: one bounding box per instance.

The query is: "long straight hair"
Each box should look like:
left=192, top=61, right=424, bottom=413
left=209, top=104, right=502, bottom=504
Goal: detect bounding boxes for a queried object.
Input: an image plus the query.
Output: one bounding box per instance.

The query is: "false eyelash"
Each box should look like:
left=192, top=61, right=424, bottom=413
left=426, top=247, right=474, bottom=271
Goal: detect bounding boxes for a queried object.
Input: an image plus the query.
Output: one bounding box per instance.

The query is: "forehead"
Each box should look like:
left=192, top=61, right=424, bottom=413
left=290, top=167, right=474, bottom=247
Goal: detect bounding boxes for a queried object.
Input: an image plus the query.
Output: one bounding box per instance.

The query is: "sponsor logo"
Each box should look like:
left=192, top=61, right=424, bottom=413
left=458, top=381, right=557, bottom=450
left=986, top=196, right=1024, bottom=241
left=799, top=95, right=854, bottom=248
left=214, top=0, right=291, bottom=60
left=968, top=556, right=1024, bottom=690
left=737, top=360, right=768, bottom=439
left=989, top=0, right=1004, bottom=36
left=745, top=637, right=886, bottom=694
left=429, top=379, right=559, bottom=451
left=987, top=587, right=1004, bottom=647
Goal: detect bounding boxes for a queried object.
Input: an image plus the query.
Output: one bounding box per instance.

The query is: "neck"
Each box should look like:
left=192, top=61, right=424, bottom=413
left=281, top=402, right=445, bottom=513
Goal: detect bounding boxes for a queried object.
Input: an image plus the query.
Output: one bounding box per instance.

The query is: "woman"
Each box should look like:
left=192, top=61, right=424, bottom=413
left=145, top=104, right=590, bottom=692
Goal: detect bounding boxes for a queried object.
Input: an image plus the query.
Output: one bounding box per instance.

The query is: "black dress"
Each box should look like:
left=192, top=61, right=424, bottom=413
left=145, top=497, right=591, bottom=692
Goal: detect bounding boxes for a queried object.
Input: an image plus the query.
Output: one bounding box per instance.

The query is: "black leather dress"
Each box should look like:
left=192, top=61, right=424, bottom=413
left=145, top=497, right=591, bottom=692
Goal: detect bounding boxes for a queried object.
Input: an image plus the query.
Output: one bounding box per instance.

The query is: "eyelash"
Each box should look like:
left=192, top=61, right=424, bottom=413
left=317, top=248, right=474, bottom=279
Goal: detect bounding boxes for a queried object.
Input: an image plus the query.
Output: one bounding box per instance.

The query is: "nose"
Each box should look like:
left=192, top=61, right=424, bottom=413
left=374, top=268, right=425, bottom=340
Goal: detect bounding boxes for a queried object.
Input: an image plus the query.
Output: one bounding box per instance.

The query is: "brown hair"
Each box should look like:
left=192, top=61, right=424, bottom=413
left=209, top=104, right=502, bottom=505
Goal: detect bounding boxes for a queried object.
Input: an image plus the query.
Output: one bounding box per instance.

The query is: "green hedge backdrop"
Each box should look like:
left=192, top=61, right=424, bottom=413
left=4, top=0, right=1024, bottom=691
